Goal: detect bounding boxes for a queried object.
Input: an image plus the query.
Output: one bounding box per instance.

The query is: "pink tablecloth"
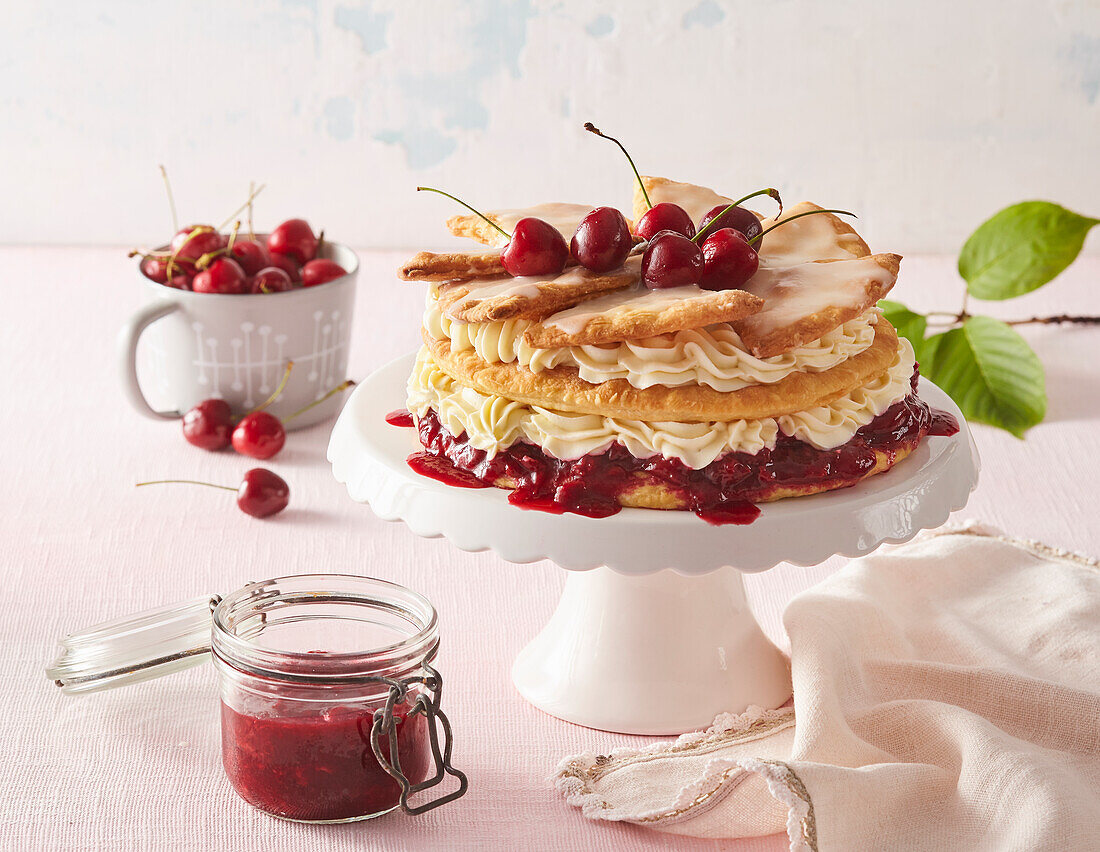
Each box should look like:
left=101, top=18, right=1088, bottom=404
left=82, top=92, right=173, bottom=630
left=2, top=247, right=1097, bottom=851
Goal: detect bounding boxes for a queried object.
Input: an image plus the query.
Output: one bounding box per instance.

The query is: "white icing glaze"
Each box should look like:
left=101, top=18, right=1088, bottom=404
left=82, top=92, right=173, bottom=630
left=742, top=256, right=896, bottom=337
left=441, top=256, right=641, bottom=320
left=426, top=293, right=880, bottom=392
left=485, top=203, right=595, bottom=246
left=541, top=258, right=705, bottom=336
left=406, top=338, right=916, bottom=469
left=757, top=202, right=867, bottom=266
left=644, top=177, right=732, bottom=224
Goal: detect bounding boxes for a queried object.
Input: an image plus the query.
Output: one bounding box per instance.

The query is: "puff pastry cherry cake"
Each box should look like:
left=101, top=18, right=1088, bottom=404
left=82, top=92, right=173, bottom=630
left=394, top=166, right=958, bottom=525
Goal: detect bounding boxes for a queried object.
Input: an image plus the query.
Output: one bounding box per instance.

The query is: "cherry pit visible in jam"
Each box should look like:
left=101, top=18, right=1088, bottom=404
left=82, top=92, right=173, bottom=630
left=388, top=371, right=959, bottom=525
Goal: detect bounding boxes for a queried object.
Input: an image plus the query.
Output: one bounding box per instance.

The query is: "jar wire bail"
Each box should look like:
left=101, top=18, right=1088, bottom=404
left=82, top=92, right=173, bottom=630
left=369, top=663, right=469, bottom=814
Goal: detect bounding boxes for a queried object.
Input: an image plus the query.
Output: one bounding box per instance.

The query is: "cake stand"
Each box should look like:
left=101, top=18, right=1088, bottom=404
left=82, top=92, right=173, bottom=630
left=329, top=352, right=980, bottom=735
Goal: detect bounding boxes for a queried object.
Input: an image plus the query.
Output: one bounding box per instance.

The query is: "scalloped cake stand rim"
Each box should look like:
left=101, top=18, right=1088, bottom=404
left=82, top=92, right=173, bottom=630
left=328, top=351, right=981, bottom=576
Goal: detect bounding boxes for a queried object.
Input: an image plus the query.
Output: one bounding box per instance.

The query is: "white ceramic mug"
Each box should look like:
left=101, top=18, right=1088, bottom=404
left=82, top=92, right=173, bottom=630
left=118, top=241, right=359, bottom=430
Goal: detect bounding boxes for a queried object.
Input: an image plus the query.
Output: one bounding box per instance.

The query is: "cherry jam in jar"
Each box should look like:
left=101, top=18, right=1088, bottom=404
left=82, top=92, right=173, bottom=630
left=211, top=575, right=466, bottom=823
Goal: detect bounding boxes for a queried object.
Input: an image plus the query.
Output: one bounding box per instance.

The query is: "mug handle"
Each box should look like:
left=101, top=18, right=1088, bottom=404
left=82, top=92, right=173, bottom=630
left=117, top=301, right=183, bottom=419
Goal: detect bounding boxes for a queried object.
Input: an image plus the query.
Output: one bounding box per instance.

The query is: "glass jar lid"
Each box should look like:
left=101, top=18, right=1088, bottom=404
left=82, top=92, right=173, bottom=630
left=46, top=593, right=220, bottom=694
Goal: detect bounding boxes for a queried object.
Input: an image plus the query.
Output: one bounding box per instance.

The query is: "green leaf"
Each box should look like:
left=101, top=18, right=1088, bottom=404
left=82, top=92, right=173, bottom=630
left=879, top=299, right=928, bottom=362
left=923, top=316, right=1046, bottom=437
left=959, top=201, right=1098, bottom=300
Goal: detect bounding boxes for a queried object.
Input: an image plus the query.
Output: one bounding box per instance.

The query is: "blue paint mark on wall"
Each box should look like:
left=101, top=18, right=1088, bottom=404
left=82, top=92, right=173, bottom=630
left=369, top=0, right=537, bottom=168
left=682, top=0, right=725, bottom=29
left=586, top=15, right=614, bottom=38
left=335, top=3, right=392, bottom=55
left=1065, top=34, right=1100, bottom=104
left=375, top=127, right=458, bottom=170
left=323, top=97, right=355, bottom=140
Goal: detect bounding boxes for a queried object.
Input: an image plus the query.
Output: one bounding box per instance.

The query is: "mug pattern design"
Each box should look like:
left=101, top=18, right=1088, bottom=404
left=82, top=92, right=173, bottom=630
left=143, top=310, right=350, bottom=409
left=193, top=311, right=350, bottom=406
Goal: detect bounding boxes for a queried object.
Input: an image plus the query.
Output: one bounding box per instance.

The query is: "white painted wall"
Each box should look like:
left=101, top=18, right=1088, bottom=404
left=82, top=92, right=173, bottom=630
left=3, top=0, right=1098, bottom=253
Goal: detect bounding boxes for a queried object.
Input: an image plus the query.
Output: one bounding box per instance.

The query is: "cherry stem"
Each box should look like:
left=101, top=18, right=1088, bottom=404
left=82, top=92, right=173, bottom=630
left=195, top=222, right=242, bottom=271
left=692, top=189, right=783, bottom=244
left=136, top=480, right=236, bottom=492
left=416, top=186, right=511, bottom=240
left=219, top=183, right=266, bottom=232
left=226, top=220, right=241, bottom=252
left=286, top=379, right=355, bottom=422
left=159, top=165, right=179, bottom=234
left=247, top=181, right=256, bottom=242
left=926, top=311, right=1100, bottom=328
left=167, top=226, right=216, bottom=277
left=748, top=208, right=856, bottom=246
left=583, top=122, right=651, bottom=210
left=249, top=361, right=294, bottom=415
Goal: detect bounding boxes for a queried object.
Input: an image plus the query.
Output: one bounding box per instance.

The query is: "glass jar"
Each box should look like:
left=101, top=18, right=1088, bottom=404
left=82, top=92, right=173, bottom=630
left=47, top=574, right=466, bottom=823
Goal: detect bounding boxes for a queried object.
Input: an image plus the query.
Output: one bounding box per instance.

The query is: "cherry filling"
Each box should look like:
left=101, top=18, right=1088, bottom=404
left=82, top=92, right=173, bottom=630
left=221, top=699, right=429, bottom=822
left=392, top=371, right=958, bottom=525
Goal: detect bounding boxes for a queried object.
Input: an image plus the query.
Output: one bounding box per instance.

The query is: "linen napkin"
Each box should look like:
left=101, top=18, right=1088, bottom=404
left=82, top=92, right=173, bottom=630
left=555, top=524, right=1100, bottom=851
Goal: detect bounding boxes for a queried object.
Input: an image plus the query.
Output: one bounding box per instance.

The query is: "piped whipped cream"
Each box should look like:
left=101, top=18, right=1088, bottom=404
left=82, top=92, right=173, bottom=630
left=425, top=293, right=880, bottom=392
left=407, top=338, right=916, bottom=469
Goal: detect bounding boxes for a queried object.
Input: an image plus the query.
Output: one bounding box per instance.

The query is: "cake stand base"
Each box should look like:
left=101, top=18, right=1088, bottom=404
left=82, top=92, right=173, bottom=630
left=513, top=566, right=791, bottom=735
left=330, top=352, right=979, bottom=736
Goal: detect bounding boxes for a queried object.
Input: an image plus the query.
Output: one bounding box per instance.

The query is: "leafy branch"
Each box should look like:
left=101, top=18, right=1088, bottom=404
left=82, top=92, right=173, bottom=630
left=881, top=201, right=1099, bottom=437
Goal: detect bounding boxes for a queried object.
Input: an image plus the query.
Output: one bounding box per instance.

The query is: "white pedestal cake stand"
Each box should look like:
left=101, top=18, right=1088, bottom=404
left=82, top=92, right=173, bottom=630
left=329, top=353, right=980, bottom=735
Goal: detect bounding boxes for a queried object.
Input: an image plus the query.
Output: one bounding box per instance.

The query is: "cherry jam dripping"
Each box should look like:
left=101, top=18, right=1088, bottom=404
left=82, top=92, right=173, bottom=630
left=390, top=371, right=958, bottom=525
left=384, top=408, right=415, bottom=428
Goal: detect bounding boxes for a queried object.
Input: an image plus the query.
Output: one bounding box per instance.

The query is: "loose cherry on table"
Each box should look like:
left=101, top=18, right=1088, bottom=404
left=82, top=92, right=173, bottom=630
left=641, top=230, right=704, bottom=289
left=570, top=207, right=632, bottom=272
left=183, top=361, right=295, bottom=453
left=231, top=378, right=356, bottom=460
left=301, top=258, right=348, bottom=288
left=267, top=218, right=318, bottom=265
left=135, top=469, right=290, bottom=518
left=192, top=257, right=247, bottom=294
left=416, top=186, right=569, bottom=277
left=250, top=266, right=294, bottom=294
left=182, top=399, right=235, bottom=450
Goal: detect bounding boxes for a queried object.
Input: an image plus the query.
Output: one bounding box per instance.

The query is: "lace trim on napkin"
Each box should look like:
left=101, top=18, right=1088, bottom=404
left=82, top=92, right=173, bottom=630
left=554, top=704, right=797, bottom=822
left=554, top=522, right=1099, bottom=852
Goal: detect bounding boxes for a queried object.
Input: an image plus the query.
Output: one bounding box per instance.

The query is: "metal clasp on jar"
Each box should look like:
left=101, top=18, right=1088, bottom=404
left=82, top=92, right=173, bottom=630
left=369, top=662, right=468, bottom=814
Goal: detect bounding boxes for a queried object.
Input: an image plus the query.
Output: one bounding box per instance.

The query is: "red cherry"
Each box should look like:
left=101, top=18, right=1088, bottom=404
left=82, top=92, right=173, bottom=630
left=237, top=468, right=290, bottom=518
left=699, top=228, right=760, bottom=291
left=171, top=225, right=226, bottom=266
left=698, top=205, right=762, bottom=246
left=182, top=399, right=234, bottom=450
left=641, top=231, right=704, bottom=289
left=268, top=251, right=302, bottom=282
left=165, top=271, right=192, bottom=290
left=230, top=239, right=271, bottom=276
left=301, top=258, right=347, bottom=287
left=250, top=266, right=294, bottom=294
left=135, top=469, right=289, bottom=519
left=231, top=411, right=286, bottom=459
left=268, top=219, right=317, bottom=264
left=570, top=207, right=632, bottom=272
left=501, top=217, right=569, bottom=277
left=192, top=257, right=247, bottom=294
left=140, top=255, right=170, bottom=283
left=635, top=202, right=695, bottom=241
